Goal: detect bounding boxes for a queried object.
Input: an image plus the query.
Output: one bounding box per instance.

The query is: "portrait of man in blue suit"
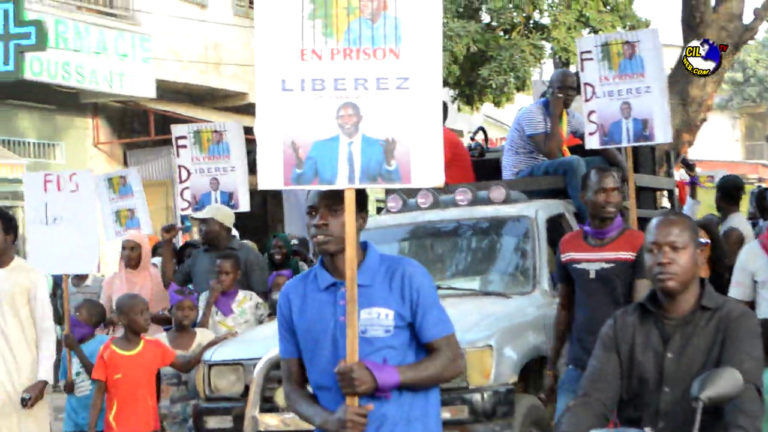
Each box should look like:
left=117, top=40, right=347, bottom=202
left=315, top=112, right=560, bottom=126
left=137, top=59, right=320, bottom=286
left=618, top=40, right=644, bottom=75
left=193, top=177, right=237, bottom=211
left=207, top=130, right=231, bottom=158
left=342, top=0, right=401, bottom=48
left=602, top=101, right=650, bottom=146
left=124, top=209, right=141, bottom=230
left=117, top=175, right=134, bottom=198
left=290, top=102, right=402, bottom=186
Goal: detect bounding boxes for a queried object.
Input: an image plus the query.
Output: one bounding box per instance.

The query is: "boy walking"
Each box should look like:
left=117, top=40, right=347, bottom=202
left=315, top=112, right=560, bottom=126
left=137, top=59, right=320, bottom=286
left=88, top=293, right=230, bottom=432
left=60, top=299, right=109, bottom=432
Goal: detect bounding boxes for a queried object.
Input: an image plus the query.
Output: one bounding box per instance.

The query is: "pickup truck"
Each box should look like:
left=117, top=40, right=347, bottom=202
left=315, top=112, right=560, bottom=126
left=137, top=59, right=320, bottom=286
left=193, top=182, right=578, bottom=432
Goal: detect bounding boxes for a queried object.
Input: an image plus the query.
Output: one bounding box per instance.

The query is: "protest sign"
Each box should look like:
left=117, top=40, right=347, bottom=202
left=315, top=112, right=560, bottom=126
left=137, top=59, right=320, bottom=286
left=96, top=168, right=153, bottom=240
left=577, top=29, right=673, bottom=149
left=23, top=171, right=99, bottom=275
left=171, top=122, right=250, bottom=215
left=254, top=0, right=444, bottom=190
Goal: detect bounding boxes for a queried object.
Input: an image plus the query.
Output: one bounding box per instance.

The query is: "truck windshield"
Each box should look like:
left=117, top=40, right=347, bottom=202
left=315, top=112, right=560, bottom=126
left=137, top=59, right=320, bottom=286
left=363, top=216, right=534, bottom=296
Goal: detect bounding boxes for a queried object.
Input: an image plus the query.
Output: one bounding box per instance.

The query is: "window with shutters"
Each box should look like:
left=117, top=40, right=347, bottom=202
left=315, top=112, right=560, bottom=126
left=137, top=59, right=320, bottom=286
left=233, top=0, right=253, bottom=18
left=0, top=137, right=65, bottom=163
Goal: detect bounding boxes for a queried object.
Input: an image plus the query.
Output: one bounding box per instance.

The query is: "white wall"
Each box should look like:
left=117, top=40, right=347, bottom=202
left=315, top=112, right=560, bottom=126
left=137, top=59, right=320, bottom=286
left=133, top=0, right=255, bottom=97
left=689, top=110, right=743, bottom=160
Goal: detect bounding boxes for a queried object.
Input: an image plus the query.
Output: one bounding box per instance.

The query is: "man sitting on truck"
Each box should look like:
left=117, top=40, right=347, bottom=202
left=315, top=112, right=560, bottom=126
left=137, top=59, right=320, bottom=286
left=556, top=212, right=763, bottom=432
left=501, top=69, right=627, bottom=223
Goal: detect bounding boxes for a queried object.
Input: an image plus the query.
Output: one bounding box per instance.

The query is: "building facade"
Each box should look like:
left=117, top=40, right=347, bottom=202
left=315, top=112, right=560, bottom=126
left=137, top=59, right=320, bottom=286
left=2, top=0, right=285, bottom=273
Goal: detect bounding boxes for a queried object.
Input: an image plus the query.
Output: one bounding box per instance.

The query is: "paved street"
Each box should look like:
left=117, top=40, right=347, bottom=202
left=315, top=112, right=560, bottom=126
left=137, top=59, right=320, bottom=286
left=51, top=391, right=65, bottom=432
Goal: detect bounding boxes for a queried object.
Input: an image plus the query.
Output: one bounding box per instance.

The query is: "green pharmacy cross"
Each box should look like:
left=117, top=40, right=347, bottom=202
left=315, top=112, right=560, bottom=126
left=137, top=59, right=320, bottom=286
left=0, top=0, right=47, bottom=80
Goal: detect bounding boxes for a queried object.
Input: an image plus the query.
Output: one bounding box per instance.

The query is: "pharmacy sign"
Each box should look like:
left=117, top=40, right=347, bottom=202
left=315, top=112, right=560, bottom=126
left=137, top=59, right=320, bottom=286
left=0, top=0, right=47, bottom=80
left=23, top=10, right=156, bottom=97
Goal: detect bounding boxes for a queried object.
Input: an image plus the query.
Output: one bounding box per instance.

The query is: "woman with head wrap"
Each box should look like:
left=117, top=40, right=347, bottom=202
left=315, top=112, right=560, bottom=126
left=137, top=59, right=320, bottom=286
left=100, top=231, right=169, bottom=335
left=267, top=234, right=303, bottom=315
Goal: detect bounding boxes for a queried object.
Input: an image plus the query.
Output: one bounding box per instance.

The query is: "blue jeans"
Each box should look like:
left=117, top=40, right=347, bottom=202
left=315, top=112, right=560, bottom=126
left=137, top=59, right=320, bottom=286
left=518, top=156, right=609, bottom=223
left=555, top=366, right=584, bottom=421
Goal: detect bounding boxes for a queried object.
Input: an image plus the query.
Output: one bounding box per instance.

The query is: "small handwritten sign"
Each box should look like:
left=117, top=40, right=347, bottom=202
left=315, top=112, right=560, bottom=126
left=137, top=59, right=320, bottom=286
left=23, top=171, right=99, bottom=274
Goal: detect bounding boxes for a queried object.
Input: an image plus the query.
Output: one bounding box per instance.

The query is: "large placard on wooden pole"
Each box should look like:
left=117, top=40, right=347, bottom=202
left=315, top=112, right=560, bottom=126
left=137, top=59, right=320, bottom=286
left=577, top=29, right=673, bottom=229
left=24, top=171, right=100, bottom=383
left=253, top=0, right=444, bottom=411
left=171, top=121, right=251, bottom=216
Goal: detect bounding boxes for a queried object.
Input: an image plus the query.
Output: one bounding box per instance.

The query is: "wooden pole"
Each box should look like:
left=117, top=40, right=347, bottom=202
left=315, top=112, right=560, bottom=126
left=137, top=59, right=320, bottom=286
left=62, top=274, right=72, bottom=382
left=343, top=188, right=360, bottom=407
left=626, top=149, right=639, bottom=230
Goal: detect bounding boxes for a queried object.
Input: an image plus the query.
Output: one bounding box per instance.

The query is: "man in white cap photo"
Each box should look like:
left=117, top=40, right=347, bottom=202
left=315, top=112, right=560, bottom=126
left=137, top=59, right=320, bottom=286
left=159, top=204, right=269, bottom=299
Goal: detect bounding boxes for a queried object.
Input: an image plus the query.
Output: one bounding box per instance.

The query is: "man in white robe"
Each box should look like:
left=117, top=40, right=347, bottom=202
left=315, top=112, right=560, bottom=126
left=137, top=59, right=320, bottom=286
left=0, top=208, right=56, bottom=432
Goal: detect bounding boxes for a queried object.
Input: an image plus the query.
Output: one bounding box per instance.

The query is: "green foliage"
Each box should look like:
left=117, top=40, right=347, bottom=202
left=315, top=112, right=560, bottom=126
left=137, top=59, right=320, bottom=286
left=443, top=0, right=649, bottom=108
left=717, top=36, right=768, bottom=111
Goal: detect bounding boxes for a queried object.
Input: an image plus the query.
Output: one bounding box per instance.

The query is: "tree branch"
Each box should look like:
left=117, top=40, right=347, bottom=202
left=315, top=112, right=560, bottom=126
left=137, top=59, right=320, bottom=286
left=740, top=1, right=768, bottom=46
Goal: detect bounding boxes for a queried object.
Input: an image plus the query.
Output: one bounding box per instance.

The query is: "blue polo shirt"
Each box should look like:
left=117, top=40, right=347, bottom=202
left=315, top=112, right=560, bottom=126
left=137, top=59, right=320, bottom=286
left=278, top=242, right=454, bottom=432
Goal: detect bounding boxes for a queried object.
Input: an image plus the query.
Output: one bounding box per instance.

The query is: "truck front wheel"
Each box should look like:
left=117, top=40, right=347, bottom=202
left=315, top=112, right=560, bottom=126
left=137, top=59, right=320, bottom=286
left=510, top=394, right=551, bottom=432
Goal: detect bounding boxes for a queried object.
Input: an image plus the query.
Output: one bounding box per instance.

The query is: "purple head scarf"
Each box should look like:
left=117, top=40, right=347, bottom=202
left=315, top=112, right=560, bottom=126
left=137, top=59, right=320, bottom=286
left=268, top=269, right=294, bottom=290
left=168, top=282, right=198, bottom=309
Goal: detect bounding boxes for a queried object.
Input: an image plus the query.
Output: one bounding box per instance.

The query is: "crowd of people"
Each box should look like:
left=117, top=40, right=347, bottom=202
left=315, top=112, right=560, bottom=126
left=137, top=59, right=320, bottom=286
left=545, top=167, right=768, bottom=432
left=3, top=73, right=768, bottom=430
left=496, top=68, right=768, bottom=430
left=0, top=202, right=316, bottom=432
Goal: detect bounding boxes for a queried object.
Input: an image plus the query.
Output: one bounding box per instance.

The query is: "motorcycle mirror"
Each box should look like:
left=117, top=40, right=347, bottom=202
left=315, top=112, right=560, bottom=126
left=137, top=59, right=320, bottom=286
left=690, top=366, right=744, bottom=406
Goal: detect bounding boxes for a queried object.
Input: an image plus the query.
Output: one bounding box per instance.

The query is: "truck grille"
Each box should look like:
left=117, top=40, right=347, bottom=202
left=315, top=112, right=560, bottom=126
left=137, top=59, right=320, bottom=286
left=260, top=361, right=284, bottom=413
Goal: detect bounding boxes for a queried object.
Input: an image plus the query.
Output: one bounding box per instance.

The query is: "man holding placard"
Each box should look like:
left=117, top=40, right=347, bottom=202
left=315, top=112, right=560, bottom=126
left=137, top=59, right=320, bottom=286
left=0, top=208, right=56, bottom=431
left=277, top=190, right=464, bottom=431
left=160, top=204, right=269, bottom=298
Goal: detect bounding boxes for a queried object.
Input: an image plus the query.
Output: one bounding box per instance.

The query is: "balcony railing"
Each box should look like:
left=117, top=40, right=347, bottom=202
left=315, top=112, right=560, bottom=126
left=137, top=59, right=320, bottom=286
left=29, top=0, right=133, bottom=19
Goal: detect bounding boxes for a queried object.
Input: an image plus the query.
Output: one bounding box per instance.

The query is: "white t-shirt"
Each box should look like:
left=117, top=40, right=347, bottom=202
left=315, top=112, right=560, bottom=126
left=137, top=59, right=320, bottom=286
left=721, top=212, right=756, bottom=244
left=728, top=240, right=768, bottom=318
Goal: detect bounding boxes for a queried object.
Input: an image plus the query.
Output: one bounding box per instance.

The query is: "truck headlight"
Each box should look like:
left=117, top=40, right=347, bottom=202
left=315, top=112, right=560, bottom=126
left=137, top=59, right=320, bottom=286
left=465, top=347, right=493, bottom=387
left=196, top=366, right=206, bottom=399
left=209, top=364, right=246, bottom=397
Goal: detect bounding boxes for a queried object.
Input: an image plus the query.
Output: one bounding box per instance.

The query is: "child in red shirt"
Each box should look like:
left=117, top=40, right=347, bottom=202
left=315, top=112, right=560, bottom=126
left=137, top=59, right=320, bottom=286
left=88, top=293, right=231, bottom=432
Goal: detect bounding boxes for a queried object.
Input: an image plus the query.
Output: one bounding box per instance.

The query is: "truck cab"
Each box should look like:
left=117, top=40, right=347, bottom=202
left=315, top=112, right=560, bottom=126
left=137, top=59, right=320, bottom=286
left=194, top=182, right=578, bottom=432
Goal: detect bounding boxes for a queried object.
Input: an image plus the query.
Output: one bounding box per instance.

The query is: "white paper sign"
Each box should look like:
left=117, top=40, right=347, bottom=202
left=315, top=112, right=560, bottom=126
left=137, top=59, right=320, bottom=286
left=23, top=171, right=100, bottom=275
left=254, top=0, right=444, bottom=190
left=96, top=169, right=153, bottom=240
left=171, top=122, right=251, bottom=215
left=577, top=29, right=673, bottom=149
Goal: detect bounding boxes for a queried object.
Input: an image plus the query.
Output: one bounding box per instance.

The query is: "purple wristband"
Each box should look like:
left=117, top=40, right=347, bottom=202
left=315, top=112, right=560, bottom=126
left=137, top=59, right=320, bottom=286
left=362, top=359, right=400, bottom=398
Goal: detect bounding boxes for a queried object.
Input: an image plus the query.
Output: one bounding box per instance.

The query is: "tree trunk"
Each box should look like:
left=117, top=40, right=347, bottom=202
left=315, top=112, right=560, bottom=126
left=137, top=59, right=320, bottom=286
left=667, top=0, right=768, bottom=164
